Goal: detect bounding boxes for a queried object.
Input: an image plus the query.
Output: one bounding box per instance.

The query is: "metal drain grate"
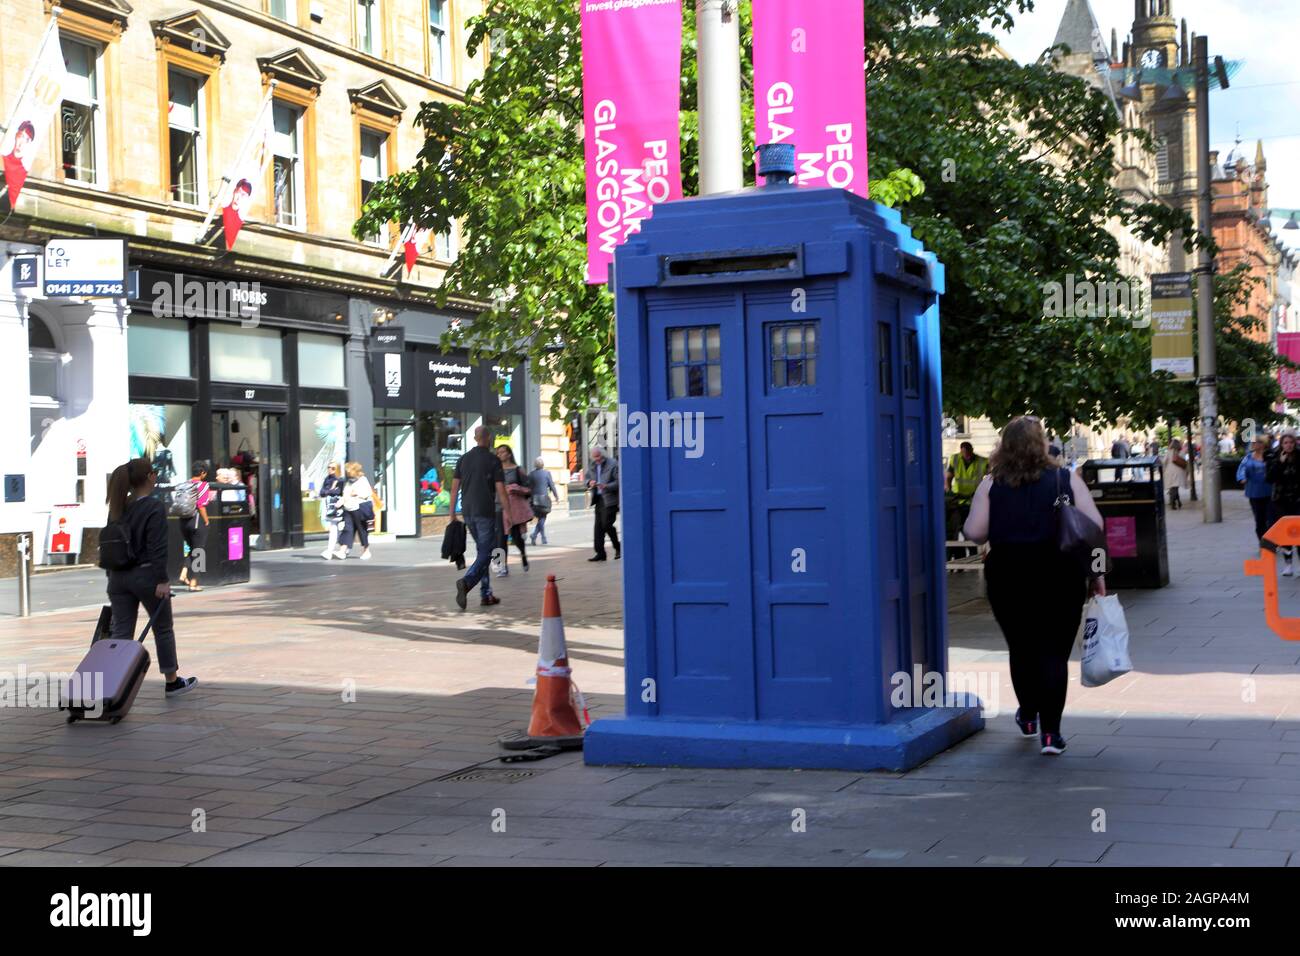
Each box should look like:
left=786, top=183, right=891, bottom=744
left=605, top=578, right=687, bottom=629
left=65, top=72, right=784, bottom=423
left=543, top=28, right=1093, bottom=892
left=436, top=766, right=536, bottom=783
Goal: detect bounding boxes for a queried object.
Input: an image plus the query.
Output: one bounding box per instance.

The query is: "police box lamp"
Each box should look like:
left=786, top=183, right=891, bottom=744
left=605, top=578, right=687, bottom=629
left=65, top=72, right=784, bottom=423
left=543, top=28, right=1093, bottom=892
left=585, top=142, right=982, bottom=773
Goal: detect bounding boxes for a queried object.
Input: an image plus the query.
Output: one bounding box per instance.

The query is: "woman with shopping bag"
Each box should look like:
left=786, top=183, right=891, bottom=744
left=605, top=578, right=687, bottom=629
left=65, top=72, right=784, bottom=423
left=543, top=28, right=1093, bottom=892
left=963, top=416, right=1106, bottom=756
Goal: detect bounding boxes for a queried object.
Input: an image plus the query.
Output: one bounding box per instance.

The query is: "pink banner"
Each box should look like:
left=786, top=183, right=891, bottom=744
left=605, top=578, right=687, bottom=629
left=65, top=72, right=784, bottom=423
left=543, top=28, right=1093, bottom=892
left=581, top=0, right=683, bottom=285
left=753, top=0, right=868, bottom=196
left=1280, top=332, right=1300, bottom=400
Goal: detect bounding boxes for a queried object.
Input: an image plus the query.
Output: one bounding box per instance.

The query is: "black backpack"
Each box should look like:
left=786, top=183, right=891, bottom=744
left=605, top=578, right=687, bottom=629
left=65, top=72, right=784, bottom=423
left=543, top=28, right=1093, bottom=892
left=97, top=517, right=137, bottom=571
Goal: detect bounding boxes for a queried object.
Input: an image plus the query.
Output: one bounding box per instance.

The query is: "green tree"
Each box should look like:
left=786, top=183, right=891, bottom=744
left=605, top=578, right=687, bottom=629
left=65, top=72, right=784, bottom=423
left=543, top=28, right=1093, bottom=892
left=357, top=0, right=1220, bottom=425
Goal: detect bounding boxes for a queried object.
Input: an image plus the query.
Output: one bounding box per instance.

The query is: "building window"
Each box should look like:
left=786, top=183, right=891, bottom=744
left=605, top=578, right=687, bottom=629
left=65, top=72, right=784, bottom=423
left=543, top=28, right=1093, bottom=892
left=435, top=228, right=457, bottom=262
left=273, top=101, right=305, bottom=229
left=769, top=322, right=818, bottom=389
left=429, top=0, right=451, bottom=82
left=128, top=316, right=191, bottom=378
left=357, top=0, right=378, bottom=55
left=359, top=128, right=387, bottom=244
left=59, top=36, right=105, bottom=186
left=667, top=326, right=721, bottom=398
left=1155, top=134, right=1170, bottom=181
left=298, top=333, right=346, bottom=389
left=210, top=324, right=284, bottom=384
left=878, top=322, right=893, bottom=396
left=167, top=68, right=204, bottom=206
left=269, top=0, right=294, bottom=23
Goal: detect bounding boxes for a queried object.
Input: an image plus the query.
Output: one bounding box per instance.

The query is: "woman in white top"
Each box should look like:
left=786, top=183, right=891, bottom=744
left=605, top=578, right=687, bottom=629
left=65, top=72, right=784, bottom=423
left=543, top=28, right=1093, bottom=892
left=1163, top=439, right=1189, bottom=511
left=336, top=461, right=374, bottom=560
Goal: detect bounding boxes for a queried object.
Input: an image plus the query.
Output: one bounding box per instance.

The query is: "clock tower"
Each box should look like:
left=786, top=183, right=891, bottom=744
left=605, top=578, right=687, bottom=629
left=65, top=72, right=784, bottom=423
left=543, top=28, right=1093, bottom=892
left=1132, top=0, right=1179, bottom=73
left=1130, top=0, right=1199, bottom=271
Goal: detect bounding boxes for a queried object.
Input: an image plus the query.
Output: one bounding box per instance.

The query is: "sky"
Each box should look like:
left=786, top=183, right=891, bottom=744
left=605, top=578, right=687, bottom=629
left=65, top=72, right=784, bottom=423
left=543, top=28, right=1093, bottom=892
left=991, top=0, right=1300, bottom=251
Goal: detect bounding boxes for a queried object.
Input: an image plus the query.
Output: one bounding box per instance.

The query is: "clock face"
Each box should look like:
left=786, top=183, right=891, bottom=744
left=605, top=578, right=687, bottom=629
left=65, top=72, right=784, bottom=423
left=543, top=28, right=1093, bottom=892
left=1141, top=49, right=1166, bottom=69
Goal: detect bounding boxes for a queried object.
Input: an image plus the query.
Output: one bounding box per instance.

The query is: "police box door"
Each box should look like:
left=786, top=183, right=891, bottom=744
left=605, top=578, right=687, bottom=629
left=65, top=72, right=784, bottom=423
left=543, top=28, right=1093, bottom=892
left=743, top=293, right=847, bottom=723
left=645, top=295, right=756, bottom=720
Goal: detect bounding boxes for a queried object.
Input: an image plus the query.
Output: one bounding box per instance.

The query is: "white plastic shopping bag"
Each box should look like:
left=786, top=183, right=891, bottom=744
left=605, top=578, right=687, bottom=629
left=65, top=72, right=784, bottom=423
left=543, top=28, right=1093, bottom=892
left=1080, top=594, right=1133, bottom=687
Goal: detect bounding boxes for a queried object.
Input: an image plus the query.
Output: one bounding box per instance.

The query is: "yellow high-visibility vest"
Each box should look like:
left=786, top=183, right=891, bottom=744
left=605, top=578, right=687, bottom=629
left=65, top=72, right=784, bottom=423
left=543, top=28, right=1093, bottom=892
left=949, top=453, right=987, bottom=500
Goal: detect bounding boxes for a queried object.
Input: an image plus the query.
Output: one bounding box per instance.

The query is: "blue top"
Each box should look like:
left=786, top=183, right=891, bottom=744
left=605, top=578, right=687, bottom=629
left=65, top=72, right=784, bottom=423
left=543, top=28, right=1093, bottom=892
left=988, top=467, right=1072, bottom=546
left=1237, top=455, right=1272, bottom=499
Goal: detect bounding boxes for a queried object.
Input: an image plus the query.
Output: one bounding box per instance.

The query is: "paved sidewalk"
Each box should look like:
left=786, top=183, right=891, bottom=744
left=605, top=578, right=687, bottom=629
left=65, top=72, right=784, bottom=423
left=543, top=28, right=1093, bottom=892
left=1, top=496, right=1299, bottom=866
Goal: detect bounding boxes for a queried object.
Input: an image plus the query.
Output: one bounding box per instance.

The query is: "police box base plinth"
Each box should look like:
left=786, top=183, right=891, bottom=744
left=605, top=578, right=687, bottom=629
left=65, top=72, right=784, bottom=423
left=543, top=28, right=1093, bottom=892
left=583, top=698, right=984, bottom=773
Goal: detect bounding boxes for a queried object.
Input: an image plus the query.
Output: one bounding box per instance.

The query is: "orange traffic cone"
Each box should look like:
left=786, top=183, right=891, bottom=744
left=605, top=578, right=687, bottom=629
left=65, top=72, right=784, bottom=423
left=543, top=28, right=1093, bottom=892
left=499, top=575, right=586, bottom=753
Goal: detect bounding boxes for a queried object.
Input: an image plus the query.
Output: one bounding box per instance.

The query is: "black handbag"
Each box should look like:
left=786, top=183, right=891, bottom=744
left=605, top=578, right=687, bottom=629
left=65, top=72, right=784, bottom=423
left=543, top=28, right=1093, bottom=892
left=1055, top=469, right=1105, bottom=573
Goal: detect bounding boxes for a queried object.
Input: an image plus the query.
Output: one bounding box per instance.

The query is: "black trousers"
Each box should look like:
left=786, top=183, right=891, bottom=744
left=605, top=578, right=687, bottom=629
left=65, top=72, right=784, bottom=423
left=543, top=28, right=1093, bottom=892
left=593, top=500, right=620, bottom=557
left=985, top=543, right=1088, bottom=736
left=107, top=566, right=178, bottom=674
left=497, top=521, right=528, bottom=566
left=180, top=518, right=206, bottom=578
left=1250, top=497, right=1274, bottom=544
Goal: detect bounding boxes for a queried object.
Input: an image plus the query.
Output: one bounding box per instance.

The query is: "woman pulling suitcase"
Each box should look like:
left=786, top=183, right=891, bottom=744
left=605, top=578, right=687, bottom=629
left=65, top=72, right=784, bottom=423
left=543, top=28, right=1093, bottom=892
left=105, top=458, right=198, bottom=696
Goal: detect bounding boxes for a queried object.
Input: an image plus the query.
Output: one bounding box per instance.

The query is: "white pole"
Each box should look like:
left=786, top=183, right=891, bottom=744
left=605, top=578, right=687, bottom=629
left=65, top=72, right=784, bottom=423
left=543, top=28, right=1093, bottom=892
left=0, top=8, right=63, bottom=140
left=695, top=0, right=743, bottom=195
left=195, top=81, right=277, bottom=244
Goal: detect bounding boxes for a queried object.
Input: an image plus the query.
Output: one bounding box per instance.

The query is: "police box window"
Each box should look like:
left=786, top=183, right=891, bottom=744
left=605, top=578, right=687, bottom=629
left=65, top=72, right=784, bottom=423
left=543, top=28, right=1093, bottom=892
left=667, top=326, right=721, bottom=398
left=903, top=329, right=920, bottom=398
left=769, top=322, right=818, bottom=389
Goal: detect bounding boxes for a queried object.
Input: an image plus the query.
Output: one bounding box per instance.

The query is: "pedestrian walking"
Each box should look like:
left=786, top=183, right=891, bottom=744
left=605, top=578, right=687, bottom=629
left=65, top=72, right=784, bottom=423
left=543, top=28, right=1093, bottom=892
left=1111, top=433, right=1131, bottom=479
left=528, top=457, right=559, bottom=545
left=176, top=460, right=212, bottom=593
left=104, top=458, right=197, bottom=695
left=1163, top=439, right=1188, bottom=510
left=450, top=426, right=511, bottom=609
left=1267, top=433, right=1300, bottom=576
left=1237, top=436, right=1275, bottom=548
left=585, top=445, right=621, bottom=562
left=318, top=461, right=345, bottom=560
left=494, top=444, right=532, bottom=576
left=963, top=416, right=1105, bottom=756
left=336, top=461, right=374, bottom=561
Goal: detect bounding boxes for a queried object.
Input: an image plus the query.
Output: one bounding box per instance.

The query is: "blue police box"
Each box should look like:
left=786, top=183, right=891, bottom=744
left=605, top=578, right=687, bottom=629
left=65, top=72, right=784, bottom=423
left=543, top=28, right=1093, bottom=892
left=583, top=149, right=984, bottom=771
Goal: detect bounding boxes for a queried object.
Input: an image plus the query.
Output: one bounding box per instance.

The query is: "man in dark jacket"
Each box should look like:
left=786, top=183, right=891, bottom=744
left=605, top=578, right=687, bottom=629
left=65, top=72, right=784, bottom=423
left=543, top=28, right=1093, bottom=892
left=584, top=446, right=620, bottom=561
left=449, top=426, right=510, bottom=608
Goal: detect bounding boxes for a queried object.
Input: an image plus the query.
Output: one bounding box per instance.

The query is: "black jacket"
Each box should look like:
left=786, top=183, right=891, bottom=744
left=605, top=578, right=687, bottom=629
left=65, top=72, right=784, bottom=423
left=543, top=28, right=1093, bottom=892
left=1267, top=452, right=1300, bottom=505
left=116, top=495, right=170, bottom=584
left=441, top=519, right=467, bottom=570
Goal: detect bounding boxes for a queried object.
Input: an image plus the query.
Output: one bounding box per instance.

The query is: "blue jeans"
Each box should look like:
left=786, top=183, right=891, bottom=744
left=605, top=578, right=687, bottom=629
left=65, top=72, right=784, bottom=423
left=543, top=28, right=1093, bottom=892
left=460, top=516, right=498, bottom=596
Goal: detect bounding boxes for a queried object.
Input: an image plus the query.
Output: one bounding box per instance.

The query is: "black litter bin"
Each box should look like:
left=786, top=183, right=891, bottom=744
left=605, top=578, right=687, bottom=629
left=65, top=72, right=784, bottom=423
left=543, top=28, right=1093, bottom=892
left=166, top=483, right=250, bottom=586
left=1221, top=456, right=1244, bottom=491
left=1080, top=457, right=1169, bottom=589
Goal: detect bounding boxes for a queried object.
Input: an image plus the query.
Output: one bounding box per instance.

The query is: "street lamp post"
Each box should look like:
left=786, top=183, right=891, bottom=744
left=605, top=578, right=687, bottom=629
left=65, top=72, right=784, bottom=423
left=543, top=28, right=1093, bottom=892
left=695, top=0, right=744, bottom=195
left=1194, top=35, right=1222, bottom=523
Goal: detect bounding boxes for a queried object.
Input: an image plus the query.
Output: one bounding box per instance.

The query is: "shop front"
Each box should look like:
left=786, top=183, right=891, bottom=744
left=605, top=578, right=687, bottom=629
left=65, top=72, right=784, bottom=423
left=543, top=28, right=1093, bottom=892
left=127, top=268, right=351, bottom=550
left=362, top=313, right=535, bottom=537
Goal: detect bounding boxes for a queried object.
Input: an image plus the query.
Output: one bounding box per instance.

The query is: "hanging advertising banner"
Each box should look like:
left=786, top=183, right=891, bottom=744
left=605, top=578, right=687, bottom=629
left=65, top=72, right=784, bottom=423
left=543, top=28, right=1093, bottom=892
left=218, top=94, right=275, bottom=250
left=0, top=21, right=67, bottom=208
left=1150, top=272, right=1195, bottom=380
left=752, top=0, right=868, bottom=196
left=371, top=348, right=413, bottom=408
left=581, top=0, right=683, bottom=284
left=1278, top=332, right=1300, bottom=400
